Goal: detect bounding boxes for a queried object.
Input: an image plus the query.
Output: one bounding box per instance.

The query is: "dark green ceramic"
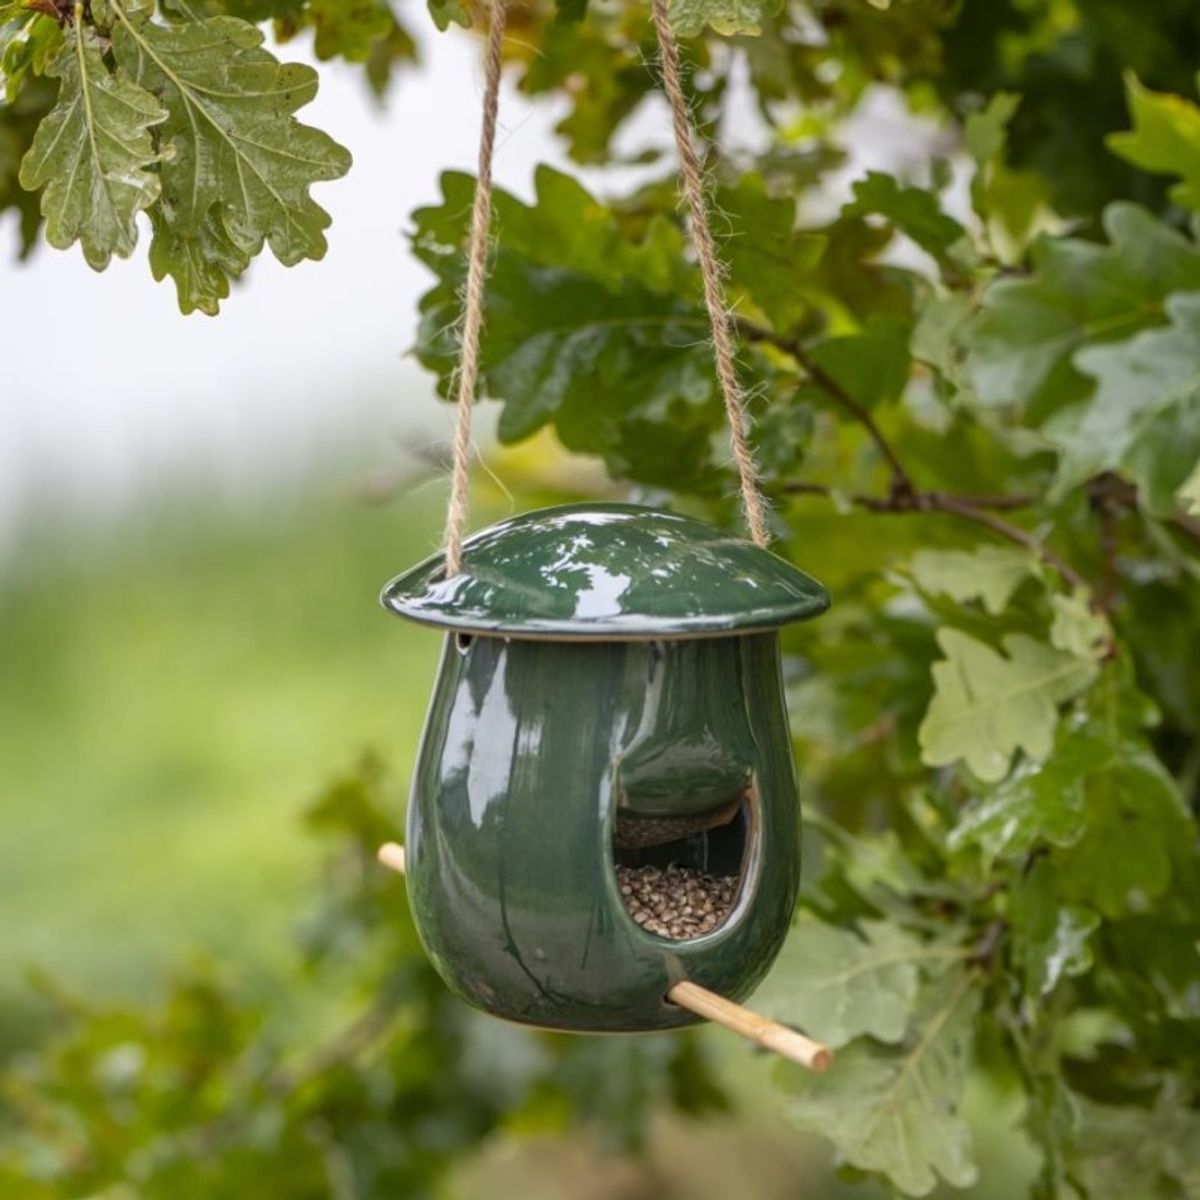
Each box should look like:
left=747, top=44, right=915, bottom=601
left=382, top=502, right=828, bottom=639
left=382, top=503, right=829, bottom=1031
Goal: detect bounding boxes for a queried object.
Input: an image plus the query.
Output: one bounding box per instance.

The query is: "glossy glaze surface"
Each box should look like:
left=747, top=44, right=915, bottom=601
left=404, top=632, right=801, bottom=1031
left=382, top=503, right=829, bottom=639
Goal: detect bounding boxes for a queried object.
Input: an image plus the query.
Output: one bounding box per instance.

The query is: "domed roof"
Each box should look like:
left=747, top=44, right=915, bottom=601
left=381, top=503, right=829, bottom=640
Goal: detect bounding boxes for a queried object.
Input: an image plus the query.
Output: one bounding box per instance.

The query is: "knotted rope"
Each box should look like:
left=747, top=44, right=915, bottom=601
left=441, top=0, right=770, bottom=573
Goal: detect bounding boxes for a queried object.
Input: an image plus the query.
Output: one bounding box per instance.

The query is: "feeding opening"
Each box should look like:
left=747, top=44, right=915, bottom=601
left=613, top=790, right=751, bottom=941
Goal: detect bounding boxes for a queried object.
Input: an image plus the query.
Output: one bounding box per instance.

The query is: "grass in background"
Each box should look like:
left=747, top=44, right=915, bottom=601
left=0, top=477, right=453, bottom=1039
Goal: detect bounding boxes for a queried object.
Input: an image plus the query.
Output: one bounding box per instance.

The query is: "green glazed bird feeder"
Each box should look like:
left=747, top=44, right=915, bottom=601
left=381, top=503, right=830, bottom=1033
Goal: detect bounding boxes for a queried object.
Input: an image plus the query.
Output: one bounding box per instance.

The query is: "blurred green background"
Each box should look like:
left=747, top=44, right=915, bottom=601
left=1, top=478, right=444, bottom=1028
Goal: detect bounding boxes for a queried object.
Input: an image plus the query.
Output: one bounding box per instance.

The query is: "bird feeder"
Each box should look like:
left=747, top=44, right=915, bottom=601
left=380, top=502, right=829, bottom=1033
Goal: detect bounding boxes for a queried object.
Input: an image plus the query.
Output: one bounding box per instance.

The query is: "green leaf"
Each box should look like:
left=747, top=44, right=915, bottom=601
left=1072, top=1096, right=1200, bottom=1200
left=0, top=74, right=54, bottom=255
left=1049, top=292, right=1200, bottom=510
left=1056, top=739, right=1188, bottom=917
left=965, top=92, right=1049, bottom=249
left=948, top=719, right=1097, bottom=863
left=1104, top=917, right=1200, bottom=1022
left=963, top=203, right=1200, bottom=413
left=965, top=92, right=1021, bottom=167
left=1010, top=857, right=1099, bottom=996
left=910, top=545, right=1036, bottom=615
left=779, top=971, right=980, bottom=1197
left=717, top=172, right=824, bottom=334
left=17, top=16, right=166, bottom=269
left=807, top=315, right=911, bottom=410
left=1108, top=73, right=1200, bottom=213
left=1, top=7, right=63, bottom=101
left=750, top=914, right=961, bottom=1048
left=427, top=0, right=470, bottom=32
left=303, top=0, right=398, bottom=62
left=958, top=666, right=1182, bottom=912
left=668, top=0, right=782, bottom=37
left=512, top=8, right=663, bottom=166
left=108, top=0, right=351, bottom=309
left=1178, top=458, right=1200, bottom=514
left=413, top=167, right=752, bottom=491
left=1049, top=593, right=1111, bottom=661
left=842, top=170, right=968, bottom=269
left=918, top=629, right=1098, bottom=783
left=952, top=666, right=1187, bottom=911
left=147, top=204, right=251, bottom=316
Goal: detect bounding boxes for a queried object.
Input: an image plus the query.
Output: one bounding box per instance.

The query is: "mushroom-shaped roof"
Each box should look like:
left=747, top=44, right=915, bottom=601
left=381, top=503, right=829, bottom=640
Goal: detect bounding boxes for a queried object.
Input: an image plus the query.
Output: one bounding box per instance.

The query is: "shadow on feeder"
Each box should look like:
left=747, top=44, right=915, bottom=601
left=378, top=503, right=831, bottom=1072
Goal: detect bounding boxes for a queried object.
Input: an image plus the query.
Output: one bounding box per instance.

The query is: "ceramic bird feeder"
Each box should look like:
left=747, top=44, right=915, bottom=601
left=380, top=502, right=830, bottom=1033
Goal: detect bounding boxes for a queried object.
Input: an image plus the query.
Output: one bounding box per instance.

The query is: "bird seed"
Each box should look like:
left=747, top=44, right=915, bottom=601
left=616, top=863, right=738, bottom=940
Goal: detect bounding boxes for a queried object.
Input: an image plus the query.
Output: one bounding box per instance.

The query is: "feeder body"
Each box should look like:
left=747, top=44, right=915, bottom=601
left=404, top=631, right=801, bottom=1032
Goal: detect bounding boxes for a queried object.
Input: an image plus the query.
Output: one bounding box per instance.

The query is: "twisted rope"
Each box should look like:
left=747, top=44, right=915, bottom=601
left=649, top=0, right=770, bottom=547
left=442, top=0, right=771, bottom=572
left=442, top=0, right=509, bottom=576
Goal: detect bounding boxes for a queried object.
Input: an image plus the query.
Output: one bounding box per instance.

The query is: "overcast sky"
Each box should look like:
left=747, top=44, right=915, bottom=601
left=0, top=25, right=605, bottom=547
left=0, top=24, right=938, bottom=550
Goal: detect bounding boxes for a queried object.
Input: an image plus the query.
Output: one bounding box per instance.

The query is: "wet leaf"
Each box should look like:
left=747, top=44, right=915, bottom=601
left=751, top=914, right=959, bottom=1048
left=412, top=167, right=747, bottom=492
left=962, top=204, right=1200, bottom=413
left=1050, top=292, right=1200, bottom=511
left=147, top=204, right=251, bottom=316
left=1055, top=741, right=1188, bottom=917
left=108, top=0, right=351, bottom=308
left=948, top=720, right=1096, bottom=863
left=919, top=629, right=1098, bottom=783
left=779, top=971, right=980, bottom=1197
left=1048, top=593, right=1111, bottom=661
left=18, top=16, right=166, bottom=269
left=911, top=545, right=1036, bottom=615
left=1010, top=857, right=1099, bottom=996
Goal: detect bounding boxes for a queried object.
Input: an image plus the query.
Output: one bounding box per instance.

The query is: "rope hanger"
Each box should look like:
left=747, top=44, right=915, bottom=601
left=441, top=0, right=771, bottom=576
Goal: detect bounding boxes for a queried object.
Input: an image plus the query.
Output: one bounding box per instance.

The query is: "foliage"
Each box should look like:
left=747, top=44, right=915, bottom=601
left=2, top=0, right=357, bottom=310
left=0, top=762, right=728, bottom=1197
left=6, top=0, right=1200, bottom=1198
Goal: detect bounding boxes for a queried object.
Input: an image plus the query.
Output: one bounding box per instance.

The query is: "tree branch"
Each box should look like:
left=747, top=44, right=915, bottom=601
left=1168, top=510, right=1200, bottom=546
left=924, top=492, right=1091, bottom=595
left=735, top=317, right=915, bottom=495
left=1086, top=473, right=1125, bottom=615
left=744, top=319, right=1191, bottom=600
left=782, top=479, right=1090, bottom=594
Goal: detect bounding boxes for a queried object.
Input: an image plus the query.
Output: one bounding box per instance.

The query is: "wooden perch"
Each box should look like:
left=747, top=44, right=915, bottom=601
left=665, top=980, right=831, bottom=1071
left=375, top=841, right=831, bottom=1073
left=377, top=842, right=407, bottom=874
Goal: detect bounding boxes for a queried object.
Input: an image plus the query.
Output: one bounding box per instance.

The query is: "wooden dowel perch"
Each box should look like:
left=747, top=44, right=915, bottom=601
left=378, top=841, right=406, bottom=874
left=665, top=980, right=831, bottom=1072
left=376, top=842, right=832, bottom=1073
